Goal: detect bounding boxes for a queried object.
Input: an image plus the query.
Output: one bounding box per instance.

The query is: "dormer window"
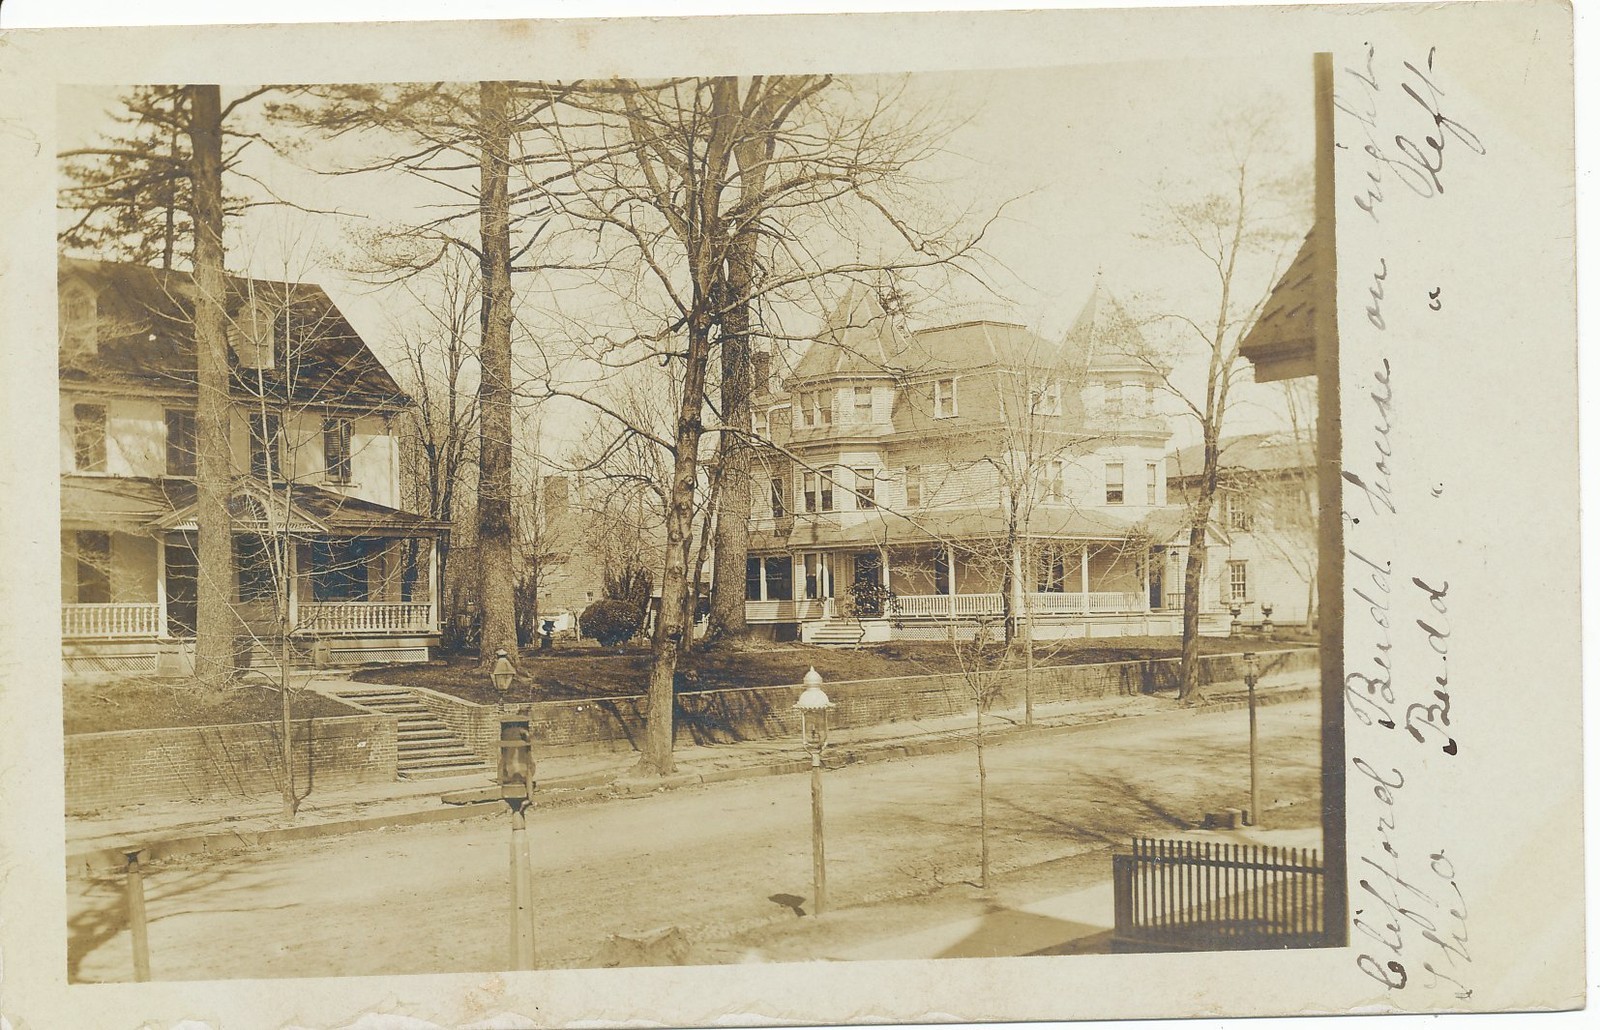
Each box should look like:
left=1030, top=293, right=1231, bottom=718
left=60, top=283, right=98, bottom=355
left=235, top=303, right=277, bottom=370
left=1106, top=382, right=1126, bottom=413
left=1029, top=380, right=1062, bottom=416
left=934, top=378, right=958, bottom=418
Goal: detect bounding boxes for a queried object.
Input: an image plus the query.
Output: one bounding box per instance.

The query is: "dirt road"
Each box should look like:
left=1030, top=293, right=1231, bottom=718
left=68, top=696, right=1322, bottom=981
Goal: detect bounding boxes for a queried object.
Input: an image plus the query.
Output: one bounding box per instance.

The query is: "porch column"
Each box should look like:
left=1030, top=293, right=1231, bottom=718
left=880, top=545, right=890, bottom=589
left=1141, top=549, right=1152, bottom=612
left=945, top=541, right=958, bottom=619
left=286, top=540, right=299, bottom=632
left=758, top=555, right=768, bottom=601
left=1080, top=546, right=1090, bottom=604
left=1010, top=543, right=1025, bottom=620
left=427, top=537, right=440, bottom=632
left=155, top=533, right=169, bottom=637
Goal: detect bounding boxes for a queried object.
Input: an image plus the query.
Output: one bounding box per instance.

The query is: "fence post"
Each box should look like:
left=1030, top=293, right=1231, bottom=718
left=1111, top=854, right=1135, bottom=937
left=124, top=847, right=151, bottom=981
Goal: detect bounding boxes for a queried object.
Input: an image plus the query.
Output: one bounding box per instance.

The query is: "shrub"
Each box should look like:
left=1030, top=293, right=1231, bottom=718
left=581, top=598, right=643, bottom=647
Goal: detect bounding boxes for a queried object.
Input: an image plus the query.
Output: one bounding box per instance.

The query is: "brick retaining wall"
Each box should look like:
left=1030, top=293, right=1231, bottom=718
left=65, top=712, right=398, bottom=815
left=415, top=648, right=1318, bottom=766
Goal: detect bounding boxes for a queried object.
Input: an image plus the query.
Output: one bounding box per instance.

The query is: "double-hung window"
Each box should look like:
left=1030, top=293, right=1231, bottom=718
left=904, top=465, right=922, bottom=508
left=249, top=412, right=283, bottom=481
left=770, top=477, right=786, bottom=519
left=1104, top=462, right=1125, bottom=504
left=1146, top=462, right=1160, bottom=505
left=73, top=402, right=107, bottom=472
left=1227, top=560, right=1250, bottom=603
left=165, top=409, right=196, bottom=477
left=933, top=378, right=958, bottom=418
left=854, top=467, right=876, bottom=509
left=323, top=417, right=353, bottom=483
left=853, top=385, right=873, bottom=423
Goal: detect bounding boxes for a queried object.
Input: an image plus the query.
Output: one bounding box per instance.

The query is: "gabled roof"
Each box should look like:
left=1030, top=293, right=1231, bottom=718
left=58, top=257, right=408, bottom=409
left=1167, top=431, right=1316, bottom=481
left=788, top=283, right=910, bottom=380
left=61, top=475, right=449, bottom=536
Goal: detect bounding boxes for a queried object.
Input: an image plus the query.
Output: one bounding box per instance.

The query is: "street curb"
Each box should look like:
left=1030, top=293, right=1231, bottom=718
left=67, top=682, right=1315, bottom=875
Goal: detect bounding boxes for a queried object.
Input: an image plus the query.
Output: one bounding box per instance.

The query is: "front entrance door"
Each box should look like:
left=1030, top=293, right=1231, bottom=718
left=165, top=535, right=197, bottom=638
left=852, top=551, right=883, bottom=616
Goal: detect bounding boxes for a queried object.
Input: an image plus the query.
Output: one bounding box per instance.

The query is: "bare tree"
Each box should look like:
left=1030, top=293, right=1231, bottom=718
left=523, top=75, right=994, bottom=776
left=1131, top=112, right=1307, bottom=702
left=389, top=249, right=481, bottom=622
left=61, top=83, right=278, bottom=680
left=270, top=81, right=580, bottom=667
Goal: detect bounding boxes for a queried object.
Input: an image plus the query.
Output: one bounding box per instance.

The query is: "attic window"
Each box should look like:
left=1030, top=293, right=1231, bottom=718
left=235, top=304, right=277, bottom=370
left=60, top=284, right=98, bottom=354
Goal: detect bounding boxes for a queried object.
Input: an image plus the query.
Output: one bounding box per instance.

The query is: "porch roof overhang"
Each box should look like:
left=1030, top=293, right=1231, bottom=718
left=1238, top=227, right=1320, bottom=383
left=750, top=505, right=1220, bottom=553
left=61, top=475, right=450, bottom=537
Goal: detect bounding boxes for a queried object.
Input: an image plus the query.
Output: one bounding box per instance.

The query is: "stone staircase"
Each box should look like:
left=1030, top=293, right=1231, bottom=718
left=332, top=686, right=490, bottom=780
left=807, top=620, right=868, bottom=647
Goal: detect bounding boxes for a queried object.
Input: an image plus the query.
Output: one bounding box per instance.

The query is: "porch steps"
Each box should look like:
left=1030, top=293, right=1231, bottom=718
left=331, top=687, right=490, bottom=780
left=808, top=620, right=867, bottom=647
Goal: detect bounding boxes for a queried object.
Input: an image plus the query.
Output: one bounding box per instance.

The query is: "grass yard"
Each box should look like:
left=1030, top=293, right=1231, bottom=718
left=64, top=677, right=361, bottom=736
left=347, top=633, right=1311, bottom=705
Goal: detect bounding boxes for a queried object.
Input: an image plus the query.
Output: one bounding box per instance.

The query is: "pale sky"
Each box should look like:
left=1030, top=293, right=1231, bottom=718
left=58, top=58, right=1316, bottom=455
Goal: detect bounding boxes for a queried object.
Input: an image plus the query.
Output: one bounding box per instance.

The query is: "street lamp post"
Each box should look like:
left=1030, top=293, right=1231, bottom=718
left=795, top=668, right=835, bottom=916
left=492, top=648, right=516, bottom=695
left=1242, top=651, right=1261, bottom=826
left=498, top=716, right=537, bottom=969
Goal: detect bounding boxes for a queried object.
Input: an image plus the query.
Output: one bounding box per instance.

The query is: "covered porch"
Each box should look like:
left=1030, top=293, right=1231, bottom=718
left=742, top=508, right=1227, bottom=639
left=61, top=477, right=448, bottom=673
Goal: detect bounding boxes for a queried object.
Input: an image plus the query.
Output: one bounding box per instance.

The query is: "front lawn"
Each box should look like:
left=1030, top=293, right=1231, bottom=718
left=347, top=633, right=1309, bottom=705
left=65, top=677, right=361, bottom=736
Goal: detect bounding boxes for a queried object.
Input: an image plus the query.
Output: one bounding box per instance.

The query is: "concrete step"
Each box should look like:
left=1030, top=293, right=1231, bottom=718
left=399, top=760, right=492, bottom=780
left=397, top=741, right=475, bottom=757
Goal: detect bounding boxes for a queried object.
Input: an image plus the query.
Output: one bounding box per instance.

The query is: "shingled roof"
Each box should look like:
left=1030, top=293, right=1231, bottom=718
left=1237, top=228, right=1318, bottom=382
left=61, top=474, right=449, bottom=536
left=58, top=257, right=408, bottom=409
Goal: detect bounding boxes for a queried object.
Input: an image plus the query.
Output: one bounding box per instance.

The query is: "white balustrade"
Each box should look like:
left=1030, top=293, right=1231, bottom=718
left=297, top=602, right=433, bottom=633
left=61, top=603, right=162, bottom=638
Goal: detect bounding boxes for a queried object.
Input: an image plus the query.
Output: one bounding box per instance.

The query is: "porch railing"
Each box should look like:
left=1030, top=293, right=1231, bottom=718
left=296, top=602, right=433, bottom=634
left=1112, top=838, right=1326, bottom=951
left=895, top=592, right=1143, bottom=619
left=61, top=603, right=162, bottom=639
left=744, top=599, right=826, bottom=623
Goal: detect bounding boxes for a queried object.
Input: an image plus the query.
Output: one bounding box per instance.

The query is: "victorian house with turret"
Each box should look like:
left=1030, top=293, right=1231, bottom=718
left=741, top=283, right=1229, bottom=644
left=58, top=257, right=448, bottom=676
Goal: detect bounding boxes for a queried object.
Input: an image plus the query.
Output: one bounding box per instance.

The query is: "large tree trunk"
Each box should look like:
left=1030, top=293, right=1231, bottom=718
left=706, top=229, right=757, bottom=640
left=186, top=84, right=237, bottom=682
left=475, top=80, right=518, bottom=666
left=1178, top=434, right=1221, bottom=701
left=636, top=322, right=713, bottom=776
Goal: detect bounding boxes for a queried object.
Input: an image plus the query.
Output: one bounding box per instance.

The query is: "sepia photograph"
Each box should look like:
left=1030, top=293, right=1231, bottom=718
left=52, top=56, right=1341, bottom=981
left=0, top=1, right=1583, bottom=1026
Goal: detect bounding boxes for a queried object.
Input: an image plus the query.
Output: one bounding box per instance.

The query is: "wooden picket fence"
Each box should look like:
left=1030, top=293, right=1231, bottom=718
left=1111, top=837, right=1328, bottom=951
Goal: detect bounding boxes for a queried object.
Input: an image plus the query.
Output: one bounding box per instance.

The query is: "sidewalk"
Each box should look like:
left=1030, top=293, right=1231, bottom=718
left=67, top=672, right=1317, bottom=873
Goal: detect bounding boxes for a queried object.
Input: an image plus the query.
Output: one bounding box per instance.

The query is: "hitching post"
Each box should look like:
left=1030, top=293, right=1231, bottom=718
left=498, top=715, right=537, bottom=969
left=795, top=668, right=835, bottom=916
left=124, top=847, right=151, bottom=981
